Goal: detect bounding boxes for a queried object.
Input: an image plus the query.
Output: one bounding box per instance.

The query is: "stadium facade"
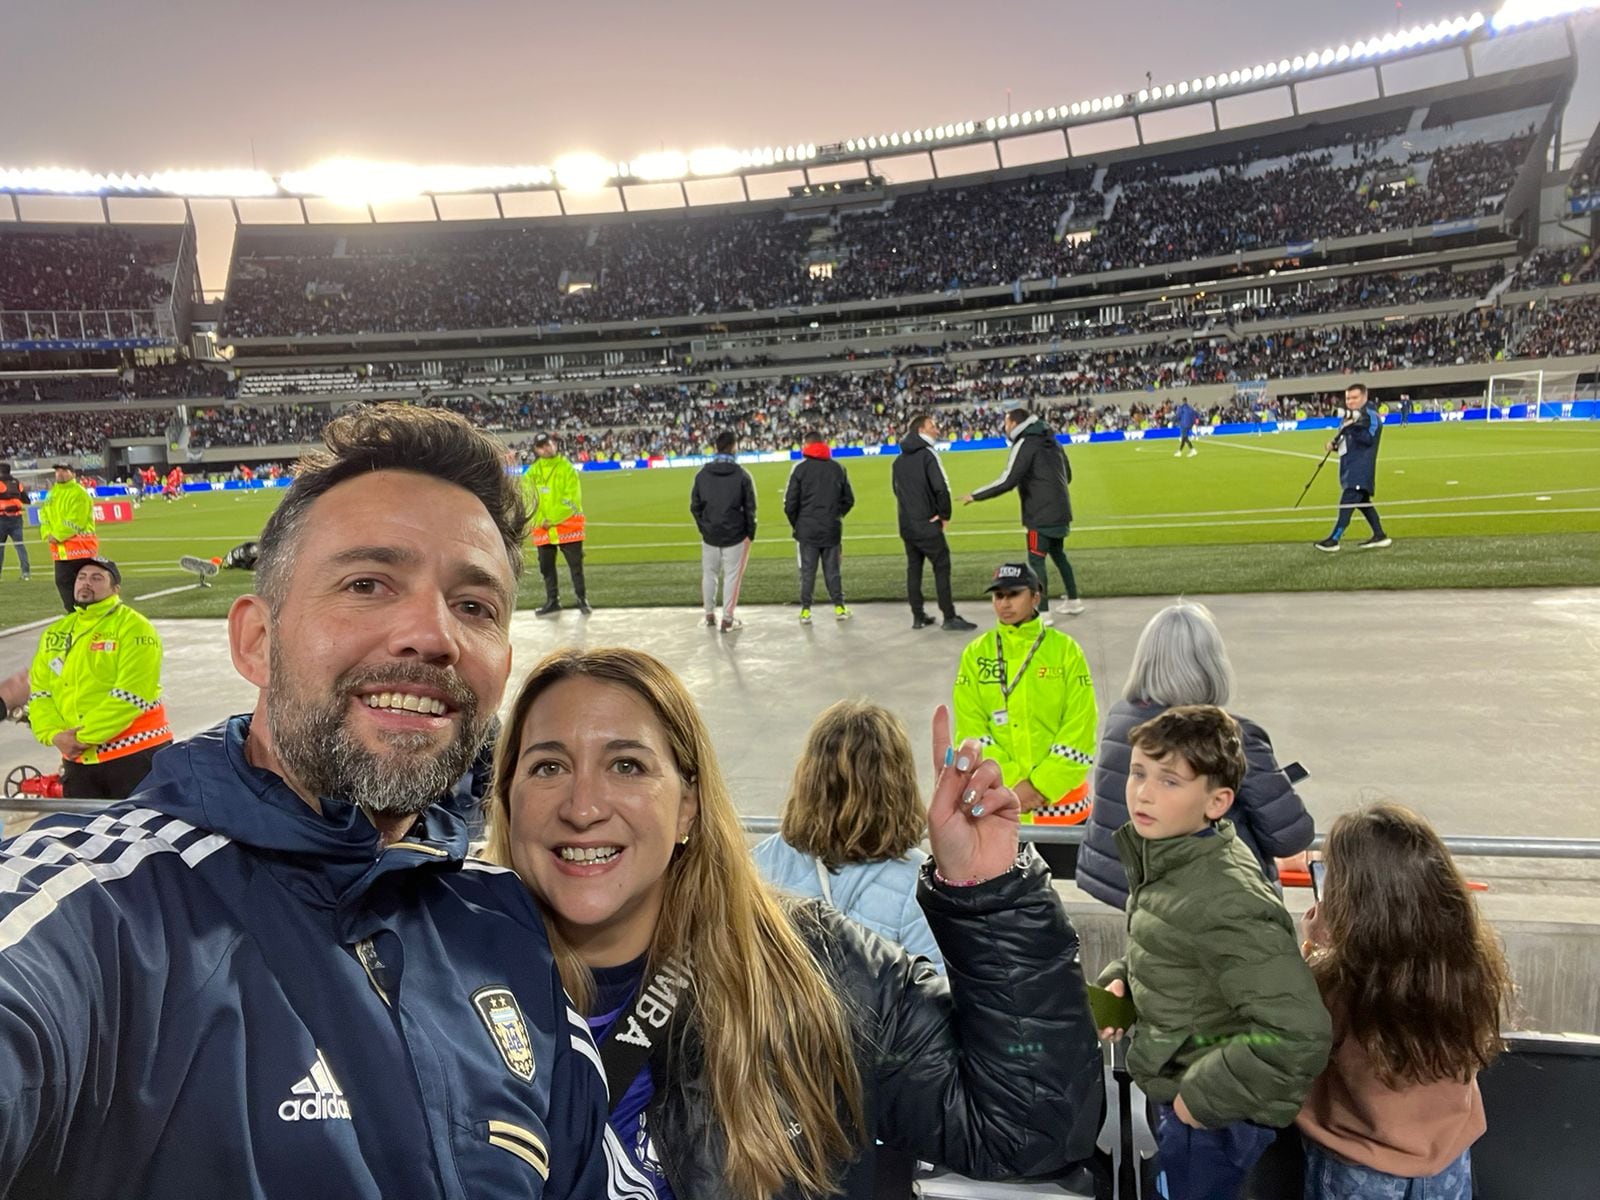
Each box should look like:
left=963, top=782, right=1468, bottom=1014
left=2, top=7, right=1599, bottom=473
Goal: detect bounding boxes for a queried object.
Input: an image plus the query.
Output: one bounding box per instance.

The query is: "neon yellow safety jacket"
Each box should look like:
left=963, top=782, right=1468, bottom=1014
left=29, top=595, right=171, bottom=764
left=522, top=455, right=586, bottom=546
left=953, top=616, right=1099, bottom=822
left=37, top=478, right=100, bottom=561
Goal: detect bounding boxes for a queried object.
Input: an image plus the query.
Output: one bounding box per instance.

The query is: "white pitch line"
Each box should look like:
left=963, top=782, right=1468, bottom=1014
left=1203, top=439, right=1328, bottom=462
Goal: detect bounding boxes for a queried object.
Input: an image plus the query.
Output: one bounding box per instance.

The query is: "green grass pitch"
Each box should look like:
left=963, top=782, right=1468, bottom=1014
left=3, top=421, right=1597, bottom=630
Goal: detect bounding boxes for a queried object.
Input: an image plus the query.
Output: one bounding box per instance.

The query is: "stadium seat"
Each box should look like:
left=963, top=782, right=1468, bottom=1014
left=1472, top=1031, right=1600, bottom=1199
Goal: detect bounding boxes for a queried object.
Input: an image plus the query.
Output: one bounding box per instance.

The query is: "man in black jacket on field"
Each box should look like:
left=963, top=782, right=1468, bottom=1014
left=893, top=412, right=977, bottom=632
left=964, top=408, right=1084, bottom=620
left=784, top=431, right=854, bottom=623
left=690, top=431, right=757, bottom=632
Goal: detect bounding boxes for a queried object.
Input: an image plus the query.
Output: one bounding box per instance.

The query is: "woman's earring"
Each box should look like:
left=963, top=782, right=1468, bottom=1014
left=678, top=834, right=690, bottom=846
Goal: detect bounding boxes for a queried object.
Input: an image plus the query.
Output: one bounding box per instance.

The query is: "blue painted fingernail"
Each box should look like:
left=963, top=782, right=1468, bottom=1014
left=955, top=755, right=971, bottom=771
left=971, top=805, right=985, bottom=817
left=944, top=747, right=955, bottom=767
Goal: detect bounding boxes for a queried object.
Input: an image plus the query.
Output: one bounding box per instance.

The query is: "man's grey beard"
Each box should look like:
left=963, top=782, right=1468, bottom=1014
left=266, top=648, right=486, bottom=819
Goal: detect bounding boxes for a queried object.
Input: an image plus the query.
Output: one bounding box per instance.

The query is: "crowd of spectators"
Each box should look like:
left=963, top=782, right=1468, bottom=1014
left=221, top=129, right=1538, bottom=337
left=18, top=292, right=1593, bottom=461
left=0, top=407, right=172, bottom=460
left=0, top=228, right=176, bottom=312
left=0, top=363, right=233, bottom=406
left=1517, top=294, right=1600, bottom=358
left=1509, top=244, right=1593, bottom=290
left=185, top=404, right=334, bottom=450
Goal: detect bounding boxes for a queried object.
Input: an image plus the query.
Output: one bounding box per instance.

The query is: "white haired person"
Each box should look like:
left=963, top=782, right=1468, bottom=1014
left=1077, top=600, right=1314, bottom=910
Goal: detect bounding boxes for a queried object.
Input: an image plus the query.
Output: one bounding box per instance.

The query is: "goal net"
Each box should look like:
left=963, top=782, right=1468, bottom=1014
left=1485, top=369, right=1582, bottom=422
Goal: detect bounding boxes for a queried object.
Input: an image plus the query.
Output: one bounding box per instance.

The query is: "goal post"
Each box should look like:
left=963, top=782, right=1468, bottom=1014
left=1485, top=369, right=1581, bottom=422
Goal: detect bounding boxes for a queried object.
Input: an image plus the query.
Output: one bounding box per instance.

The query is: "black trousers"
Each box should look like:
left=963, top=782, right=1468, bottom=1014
left=1330, top=487, right=1384, bottom=539
left=0, top=516, right=28, bottom=576
left=797, top=542, right=843, bottom=608
left=536, top=541, right=586, bottom=603
left=54, top=559, right=84, bottom=613
left=903, top=530, right=955, bottom=619
left=60, top=745, right=164, bottom=801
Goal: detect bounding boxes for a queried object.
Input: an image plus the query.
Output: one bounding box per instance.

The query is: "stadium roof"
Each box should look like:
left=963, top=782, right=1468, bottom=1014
left=0, top=0, right=1593, bottom=205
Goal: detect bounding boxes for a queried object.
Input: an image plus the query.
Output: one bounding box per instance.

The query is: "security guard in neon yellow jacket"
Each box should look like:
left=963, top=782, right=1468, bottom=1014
left=28, top=556, right=171, bottom=800
left=954, top=562, right=1097, bottom=875
left=522, top=432, right=590, bottom=615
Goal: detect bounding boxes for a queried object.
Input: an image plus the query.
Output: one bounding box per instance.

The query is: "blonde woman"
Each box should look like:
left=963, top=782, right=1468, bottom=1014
left=753, top=699, right=943, bottom=973
left=487, top=647, right=1101, bottom=1200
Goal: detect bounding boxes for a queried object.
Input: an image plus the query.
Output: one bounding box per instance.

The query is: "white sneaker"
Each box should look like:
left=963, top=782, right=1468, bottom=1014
left=1187, top=448, right=1198, bottom=457
left=1174, top=449, right=1183, bottom=457
left=1060, top=599, right=1086, bottom=617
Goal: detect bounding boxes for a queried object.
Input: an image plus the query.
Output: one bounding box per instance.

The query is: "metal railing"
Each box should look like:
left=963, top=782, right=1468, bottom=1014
left=8, top=797, right=1592, bottom=860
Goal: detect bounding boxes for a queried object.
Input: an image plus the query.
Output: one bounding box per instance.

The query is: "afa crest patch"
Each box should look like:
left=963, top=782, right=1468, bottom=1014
left=472, top=986, right=536, bottom=1082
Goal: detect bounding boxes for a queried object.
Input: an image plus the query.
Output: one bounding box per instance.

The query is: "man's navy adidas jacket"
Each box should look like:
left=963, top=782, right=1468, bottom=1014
left=0, top=717, right=624, bottom=1199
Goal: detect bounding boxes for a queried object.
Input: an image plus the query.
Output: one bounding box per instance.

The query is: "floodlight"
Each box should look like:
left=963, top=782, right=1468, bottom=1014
left=629, top=151, right=688, bottom=181
left=1113, top=94, right=1125, bottom=107
left=685, top=147, right=739, bottom=177
left=279, top=160, right=421, bottom=204
left=153, top=169, right=277, bottom=197
left=551, top=154, right=615, bottom=192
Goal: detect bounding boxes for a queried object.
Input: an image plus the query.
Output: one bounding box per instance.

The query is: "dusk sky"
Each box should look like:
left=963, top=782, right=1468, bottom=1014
left=4, top=1, right=1595, bottom=292
left=4, top=0, right=1596, bottom=174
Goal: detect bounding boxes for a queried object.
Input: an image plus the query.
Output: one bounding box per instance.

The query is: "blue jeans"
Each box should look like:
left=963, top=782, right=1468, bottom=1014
left=1303, top=1142, right=1472, bottom=1199
left=1154, top=1103, right=1276, bottom=1200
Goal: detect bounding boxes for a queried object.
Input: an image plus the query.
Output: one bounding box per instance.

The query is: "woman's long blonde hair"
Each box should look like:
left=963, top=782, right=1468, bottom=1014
left=781, top=699, right=926, bottom=870
left=485, top=647, right=864, bottom=1200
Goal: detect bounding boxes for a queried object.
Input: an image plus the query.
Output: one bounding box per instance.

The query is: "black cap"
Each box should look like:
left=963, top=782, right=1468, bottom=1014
left=77, top=557, right=121, bottom=586
left=52, top=462, right=74, bottom=471
left=985, top=562, right=1042, bottom=593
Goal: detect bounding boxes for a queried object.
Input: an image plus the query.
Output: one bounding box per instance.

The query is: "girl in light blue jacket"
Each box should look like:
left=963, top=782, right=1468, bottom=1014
left=752, top=700, right=945, bottom=973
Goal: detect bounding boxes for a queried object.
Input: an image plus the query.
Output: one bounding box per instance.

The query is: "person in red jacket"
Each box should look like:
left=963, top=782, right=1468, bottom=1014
left=163, top=465, right=184, bottom=501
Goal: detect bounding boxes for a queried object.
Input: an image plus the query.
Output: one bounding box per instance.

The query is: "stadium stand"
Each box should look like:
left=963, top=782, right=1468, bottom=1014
left=218, top=114, right=1543, bottom=339
left=0, top=227, right=179, bottom=312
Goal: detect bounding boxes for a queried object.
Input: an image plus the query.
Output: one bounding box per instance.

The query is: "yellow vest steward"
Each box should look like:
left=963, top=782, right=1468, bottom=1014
left=37, top=478, right=100, bottom=562
left=953, top=617, right=1099, bottom=823
left=521, top=456, right=586, bottom=546
left=29, top=596, right=171, bottom=764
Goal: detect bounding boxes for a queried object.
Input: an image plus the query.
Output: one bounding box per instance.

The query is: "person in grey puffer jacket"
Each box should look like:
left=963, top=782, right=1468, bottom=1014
left=1078, top=601, right=1314, bottom=910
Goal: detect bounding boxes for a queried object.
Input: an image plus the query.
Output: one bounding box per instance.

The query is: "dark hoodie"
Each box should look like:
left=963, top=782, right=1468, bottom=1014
left=689, top=454, right=758, bottom=548
left=784, top=441, right=855, bottom=546
left=0, top=716, right=614, bottom=1198
left=892, top=431, right=952, bottom=538
left=971, top=414, right=1073, bottom=529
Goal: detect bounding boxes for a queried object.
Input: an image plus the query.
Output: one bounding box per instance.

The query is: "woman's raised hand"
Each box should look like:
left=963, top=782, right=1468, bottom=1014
left=927, top=705, right=1021, bottom=884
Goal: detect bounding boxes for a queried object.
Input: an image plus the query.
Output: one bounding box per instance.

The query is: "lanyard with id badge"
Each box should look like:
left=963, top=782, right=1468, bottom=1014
left=991, top=628, right=1047, bottom=728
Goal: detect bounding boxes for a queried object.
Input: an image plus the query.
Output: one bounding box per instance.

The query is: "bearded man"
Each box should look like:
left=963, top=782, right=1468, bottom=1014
left=0, top=407, right=622, bottom=1199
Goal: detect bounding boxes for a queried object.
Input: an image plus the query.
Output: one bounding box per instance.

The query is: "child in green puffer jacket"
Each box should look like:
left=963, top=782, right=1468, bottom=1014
left=1095, top=706, right=1332, bottom=1200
